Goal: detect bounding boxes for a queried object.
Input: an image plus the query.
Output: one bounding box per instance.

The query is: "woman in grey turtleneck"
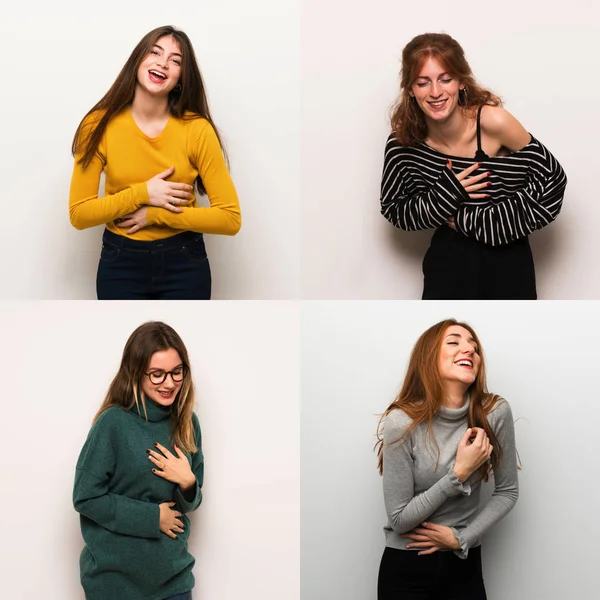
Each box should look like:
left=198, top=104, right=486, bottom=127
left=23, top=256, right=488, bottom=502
left=375, top=319, right=518, bottom=600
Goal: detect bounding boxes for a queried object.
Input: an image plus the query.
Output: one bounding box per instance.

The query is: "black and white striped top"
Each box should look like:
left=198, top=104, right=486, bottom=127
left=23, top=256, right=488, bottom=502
left=380, top=134, right=567, bottom=246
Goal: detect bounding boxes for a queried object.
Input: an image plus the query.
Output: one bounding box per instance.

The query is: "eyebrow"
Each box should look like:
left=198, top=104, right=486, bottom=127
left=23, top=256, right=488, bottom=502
left=445, top=333, right=477, bottom=344
left=415, top=73, right=452, bottom=80
left=153, top=44, right=183, bottom=59
left=147, top=363, right=183, bottom=371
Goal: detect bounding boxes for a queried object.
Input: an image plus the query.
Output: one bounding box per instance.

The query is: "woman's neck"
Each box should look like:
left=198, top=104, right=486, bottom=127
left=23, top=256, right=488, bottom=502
left=441, top=381, right=470, bottom=409
left=425, top=107, right=469, bottom=151
left=131, top=87, right=170, bottom=121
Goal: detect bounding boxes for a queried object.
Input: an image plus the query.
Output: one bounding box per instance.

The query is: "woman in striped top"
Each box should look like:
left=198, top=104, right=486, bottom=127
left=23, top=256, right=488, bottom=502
left=380, top=33, right=567, bottom=300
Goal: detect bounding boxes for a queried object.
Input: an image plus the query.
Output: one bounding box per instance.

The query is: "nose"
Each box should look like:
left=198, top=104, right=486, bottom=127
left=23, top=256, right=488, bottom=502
left=429, top=81, right=442, bottom=98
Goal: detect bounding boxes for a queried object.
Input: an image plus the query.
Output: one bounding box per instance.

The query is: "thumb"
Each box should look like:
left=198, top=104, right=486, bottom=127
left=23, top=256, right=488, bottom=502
left=446, top=159, right=453, bottom=170
left=459, top=428, right=472, bottom=446
left=155, top=165, right=175, bottom=179
left=168, top=501, right=176, bottom=507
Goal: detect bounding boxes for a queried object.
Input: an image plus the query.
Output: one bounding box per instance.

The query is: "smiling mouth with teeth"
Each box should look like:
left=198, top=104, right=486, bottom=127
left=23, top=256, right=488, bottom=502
left=149, top=70, right=167, bottom=81
left=455, top=360, right=473, bottom=367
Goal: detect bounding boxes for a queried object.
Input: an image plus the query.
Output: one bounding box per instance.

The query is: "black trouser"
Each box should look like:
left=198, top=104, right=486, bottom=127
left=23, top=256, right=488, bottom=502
left=422, top=225, right=537, bottom=300
left=377, top=546, right=487, bottom=600
left=96, top=228, right=211, bottom=300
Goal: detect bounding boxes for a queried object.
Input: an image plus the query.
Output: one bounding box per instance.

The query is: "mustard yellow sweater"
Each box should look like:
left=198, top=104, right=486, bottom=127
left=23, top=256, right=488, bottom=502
left=69, top=109, right=241, bottom=241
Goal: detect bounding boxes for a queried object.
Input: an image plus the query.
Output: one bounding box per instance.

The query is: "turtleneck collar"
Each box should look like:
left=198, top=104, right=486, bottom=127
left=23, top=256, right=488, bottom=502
left=131, top=396, right=172, bottom=422
left=437, top=395, right=470, bottom=421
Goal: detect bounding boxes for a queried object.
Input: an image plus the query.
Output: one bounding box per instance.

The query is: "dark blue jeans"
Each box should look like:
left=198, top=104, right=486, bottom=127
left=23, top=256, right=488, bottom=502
left=96, top=228, right=211, bottom=300
left=164, top=593, right=192, bottom=600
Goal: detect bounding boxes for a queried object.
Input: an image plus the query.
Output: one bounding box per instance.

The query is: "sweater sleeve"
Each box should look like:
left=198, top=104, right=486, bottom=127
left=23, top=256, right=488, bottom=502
left=380, top=135, right=468, bottom=231
left=174, top=413, right=204, bottom=513
left=146, top=120, right=241, bottom=235
left=383, top=410, right=472, bottom=535
left=73, top=412, right=160, bottom=539
left=455, top=137, right=567, bottom=246
left=451, top=399, right=519, bottom=559
left=69, top=115, right=150, bottom=230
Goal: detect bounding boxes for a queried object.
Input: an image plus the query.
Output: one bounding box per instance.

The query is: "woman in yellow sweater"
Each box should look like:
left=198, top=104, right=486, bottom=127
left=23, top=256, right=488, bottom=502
left=70, top=25, right=241, bottom=300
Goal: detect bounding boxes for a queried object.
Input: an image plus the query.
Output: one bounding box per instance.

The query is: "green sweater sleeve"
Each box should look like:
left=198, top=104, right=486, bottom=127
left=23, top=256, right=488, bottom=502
left=175, top=413, right=204, bottom=513
left=73, top=411, right=160, bottom=538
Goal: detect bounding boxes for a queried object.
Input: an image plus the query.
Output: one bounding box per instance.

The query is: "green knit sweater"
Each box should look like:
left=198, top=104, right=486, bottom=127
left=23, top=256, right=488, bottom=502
left=73, top=400, right=204, bottom=600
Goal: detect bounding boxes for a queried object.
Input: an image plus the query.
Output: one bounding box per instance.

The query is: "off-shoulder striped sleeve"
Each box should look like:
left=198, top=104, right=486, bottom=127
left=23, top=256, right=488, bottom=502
left=380, top=134, right=468, bottom=230
left=455, top=137, right=567, bottom=246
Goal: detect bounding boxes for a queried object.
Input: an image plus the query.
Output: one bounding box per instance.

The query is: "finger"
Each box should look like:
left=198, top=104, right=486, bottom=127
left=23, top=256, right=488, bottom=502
left=464, top=181, right=491, bottom=193
left=152, top=468, right=166, bottom=478
left=446, top=159, right=453, bottom=170
left=455, top=162, right=481, bottom=180
left=418, top=546, right=440, bottom=556
left=148, top=455, right=163, bottom=468
left=468, top=193, right=490, bottom=200
left=172, top=526, right=185, bottom=533
left=166, top=530, right=177, bottom=539
left=421, top=522, right=442, bottom=532
left=405, top=534, right=431, bottom=542
left=156, top=166, right=175, bottom=179
left=170, top=183, right=195, bottom=192
left=459, top=428, right=472, bottom=447
left=126, top=225, right=139, bottom=235
left=174, top=444, right=187, bottom=459
left=406, top=541, right=437, bottom=548
left=464, top=171, right=490, bottom=185
left=174, top=518, right=185, bottom=528
left=164, top=203, right=185, bottom=214
left=116, top=218, right=134, bottom=228
left=153, top=442, right=174, bottom=458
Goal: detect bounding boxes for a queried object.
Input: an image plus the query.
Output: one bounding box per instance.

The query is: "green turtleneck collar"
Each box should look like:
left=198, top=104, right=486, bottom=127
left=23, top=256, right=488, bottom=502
left=131, top=397, right=172, bottom=422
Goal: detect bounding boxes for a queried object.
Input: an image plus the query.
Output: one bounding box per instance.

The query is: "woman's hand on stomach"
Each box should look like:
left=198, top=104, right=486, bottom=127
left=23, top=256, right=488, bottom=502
left=146, top=166, right=194, bottom=213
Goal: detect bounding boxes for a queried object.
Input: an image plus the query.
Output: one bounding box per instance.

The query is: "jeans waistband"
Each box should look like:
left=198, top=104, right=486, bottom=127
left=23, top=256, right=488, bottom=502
left=102, top=228, right=202, bottom=252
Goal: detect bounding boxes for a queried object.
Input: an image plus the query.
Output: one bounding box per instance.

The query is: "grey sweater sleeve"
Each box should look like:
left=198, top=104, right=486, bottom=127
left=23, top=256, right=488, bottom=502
left=382, top=410, right=472, bottom=535
left=451, top=400, right=519, bottom=559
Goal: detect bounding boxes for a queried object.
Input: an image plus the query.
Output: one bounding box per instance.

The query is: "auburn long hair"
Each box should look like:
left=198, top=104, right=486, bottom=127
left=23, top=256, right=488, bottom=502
left=94, top=321, right=197, bottom=453
left=390, top=33, right=502, bottom=146
left=71, top=25, right=227, bottom=196
left=375, top=319, right=502, bottom=481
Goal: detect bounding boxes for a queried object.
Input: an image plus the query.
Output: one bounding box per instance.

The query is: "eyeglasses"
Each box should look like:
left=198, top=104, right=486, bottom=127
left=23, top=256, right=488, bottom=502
left=144, top=365, right=189, bottom=385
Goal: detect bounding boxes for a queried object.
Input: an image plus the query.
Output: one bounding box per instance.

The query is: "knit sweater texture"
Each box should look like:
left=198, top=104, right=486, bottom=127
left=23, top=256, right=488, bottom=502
left=69, top=108, right=241, bottom=240
left=382, top=397, right=518, bottom=559
left=73, top=400, right=204, bottom=600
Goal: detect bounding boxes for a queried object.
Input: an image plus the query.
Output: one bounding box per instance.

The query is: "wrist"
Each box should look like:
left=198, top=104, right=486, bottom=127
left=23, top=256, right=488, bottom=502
left=453, top=464, right=469, bottom=482
left=180, top=475, right=196, bottom=491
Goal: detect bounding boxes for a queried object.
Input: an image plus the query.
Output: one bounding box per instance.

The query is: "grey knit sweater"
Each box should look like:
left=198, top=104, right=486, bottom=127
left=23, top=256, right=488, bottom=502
left=382, top=397, right=518, bottom=559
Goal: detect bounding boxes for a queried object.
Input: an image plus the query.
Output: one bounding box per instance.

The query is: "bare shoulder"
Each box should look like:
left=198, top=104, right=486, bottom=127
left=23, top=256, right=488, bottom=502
left=480, top=106, right=531, bottom=151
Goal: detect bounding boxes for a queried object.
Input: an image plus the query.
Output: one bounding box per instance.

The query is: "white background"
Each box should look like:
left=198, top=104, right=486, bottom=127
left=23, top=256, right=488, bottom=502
left=301, top=301, right=599, bottom=599
left=0, top=302, right=300, bottom=599
left=0, top=1, right=299, bottom=299
left=301, top=0, right=598, bottom=299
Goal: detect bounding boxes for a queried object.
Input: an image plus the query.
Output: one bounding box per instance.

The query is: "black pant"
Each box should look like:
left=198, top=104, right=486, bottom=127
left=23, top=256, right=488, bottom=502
left=96, top=229, right=211, bottom=300
left=422, top=225, right=537, bottom=300
left=377, top=546, right=487, bottom=600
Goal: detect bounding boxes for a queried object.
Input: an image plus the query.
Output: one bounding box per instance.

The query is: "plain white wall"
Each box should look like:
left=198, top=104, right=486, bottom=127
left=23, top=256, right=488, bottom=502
left=0, top=301, right=300, bottom=599
left=301, top=0, right=598, bottom=299
left=301, top=301, right=600, bottom=599
left=0, top=1, right=299, bottom=299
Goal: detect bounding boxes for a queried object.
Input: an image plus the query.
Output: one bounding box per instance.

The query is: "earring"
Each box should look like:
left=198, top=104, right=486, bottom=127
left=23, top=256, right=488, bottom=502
left=174, top=83, right=182, bottom=92
left=458, top=87, right=467, bottom=106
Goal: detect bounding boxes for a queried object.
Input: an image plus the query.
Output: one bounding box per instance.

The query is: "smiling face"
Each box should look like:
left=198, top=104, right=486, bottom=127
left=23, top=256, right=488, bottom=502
left=141, top=347, right=185, bottom=407
left=437, top=325, right=481, bottom=388
left=136, top=34, right=183, bottom=96
left=409, top=56, right=464, bottom=122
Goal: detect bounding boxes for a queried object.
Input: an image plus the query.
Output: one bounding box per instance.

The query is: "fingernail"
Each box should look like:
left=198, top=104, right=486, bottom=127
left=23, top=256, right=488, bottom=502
left=406, top=545, right=411, bottom=548
left=477, top=162, right=482, bottom=167
left=154, top=442, right=158, bottom=446
left=487, top=182, right=491, bottom=186
left=152, top=469, right=156, bottom=473
left=146, top=449, right=151, bottom=454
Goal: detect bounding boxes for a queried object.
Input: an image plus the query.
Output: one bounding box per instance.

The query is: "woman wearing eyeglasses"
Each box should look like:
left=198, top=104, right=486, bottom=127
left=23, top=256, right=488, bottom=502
left=73, top=321, right=203, bottom=600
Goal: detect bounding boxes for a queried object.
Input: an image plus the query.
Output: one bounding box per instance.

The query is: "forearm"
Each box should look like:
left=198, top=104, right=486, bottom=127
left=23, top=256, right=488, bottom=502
left=381, top=168, right=467, bottom=231
left=73, top=469, right=160, bottom=538
left=146, top=202, right=241, bottom=235
left=385, top=466, right=471, bottom=535
left=69, top=183, right=149, bottom=230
